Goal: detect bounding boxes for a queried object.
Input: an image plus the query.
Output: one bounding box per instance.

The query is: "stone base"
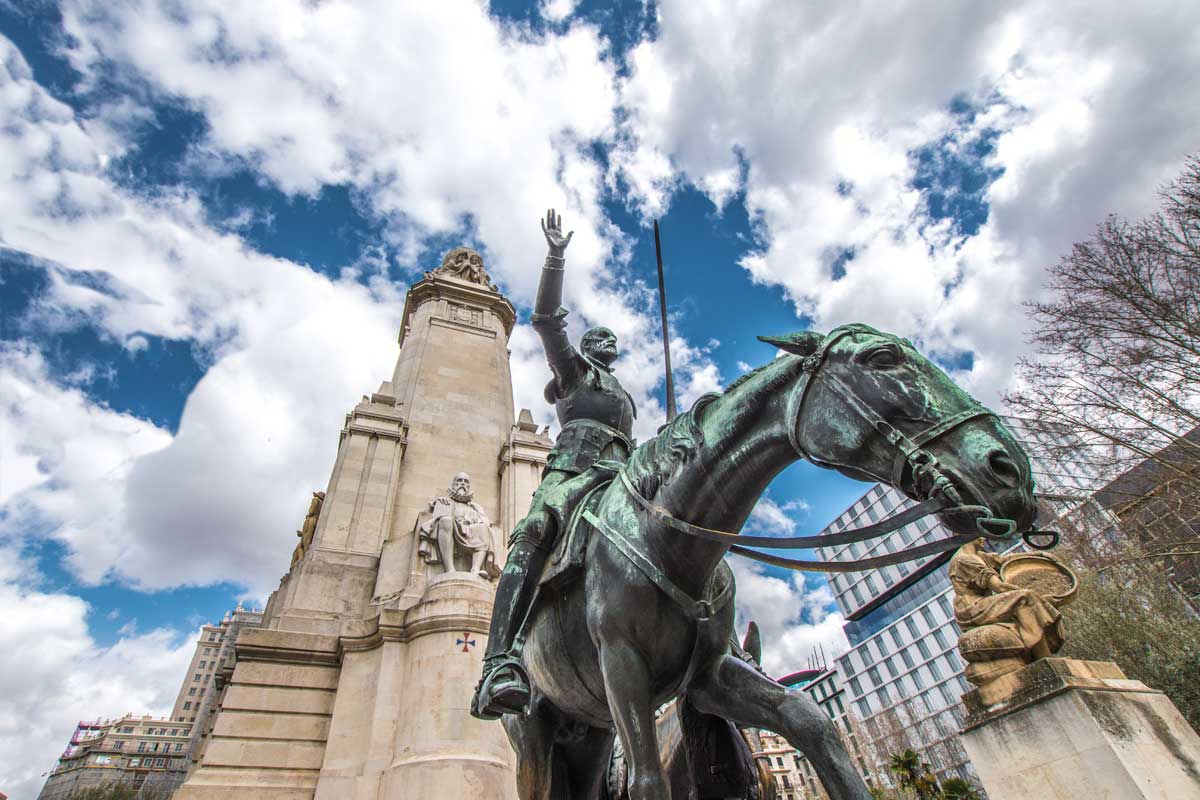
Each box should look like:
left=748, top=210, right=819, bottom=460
left=960, top=658, right=1200, bottom=799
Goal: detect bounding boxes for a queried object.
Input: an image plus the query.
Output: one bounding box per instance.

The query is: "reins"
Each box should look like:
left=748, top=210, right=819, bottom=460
left=619, top=326, right=1058, bottom=574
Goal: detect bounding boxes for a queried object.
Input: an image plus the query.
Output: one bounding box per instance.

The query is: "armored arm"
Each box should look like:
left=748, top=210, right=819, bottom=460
left=531, top=209, right=583, bottom=395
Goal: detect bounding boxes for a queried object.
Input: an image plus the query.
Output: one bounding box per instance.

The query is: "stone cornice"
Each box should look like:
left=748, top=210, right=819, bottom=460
left=235, top=629, right=341, bottom=667
left=398, top=274, right=517, bottom=346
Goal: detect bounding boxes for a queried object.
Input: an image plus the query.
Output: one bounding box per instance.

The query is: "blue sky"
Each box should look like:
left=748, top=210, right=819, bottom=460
left=2, top=1, right=1198, bottom=796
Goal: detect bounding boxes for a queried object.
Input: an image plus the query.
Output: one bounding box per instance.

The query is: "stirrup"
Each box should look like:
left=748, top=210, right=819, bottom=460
left=472, top=656, right=531, bottom=720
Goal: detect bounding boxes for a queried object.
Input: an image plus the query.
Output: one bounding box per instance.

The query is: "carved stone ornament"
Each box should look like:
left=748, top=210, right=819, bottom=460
left=950, top=539, right=1078, bottom=686
left=432, top=246, right=497, bottom=290
left=416, top=472, right=501, bottom=580
left=290, top=491, right=325, bottom=567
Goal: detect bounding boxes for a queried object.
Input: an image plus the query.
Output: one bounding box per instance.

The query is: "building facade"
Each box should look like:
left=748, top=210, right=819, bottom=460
left=36, top=605, right=263, bottom=799
left=815, top=416, right=1103, bottom=788
left=37, top=715, right=194, bottom=799
left=754, top=666, right=872, bottom=800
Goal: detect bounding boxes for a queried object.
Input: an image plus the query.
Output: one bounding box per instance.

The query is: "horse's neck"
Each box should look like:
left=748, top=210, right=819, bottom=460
left=652, top=358, right=805, bottom=582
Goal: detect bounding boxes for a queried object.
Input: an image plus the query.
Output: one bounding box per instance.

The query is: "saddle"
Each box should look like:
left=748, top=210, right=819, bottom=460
left=537, top=462, right=618, bottom=590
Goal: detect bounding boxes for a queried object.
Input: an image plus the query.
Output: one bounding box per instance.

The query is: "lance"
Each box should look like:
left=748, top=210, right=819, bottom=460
left=654, top=219, right=678, bottom=422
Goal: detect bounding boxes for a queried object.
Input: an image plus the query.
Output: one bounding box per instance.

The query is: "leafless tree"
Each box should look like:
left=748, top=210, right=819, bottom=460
left=1007, top=155, right=1200, bottom=490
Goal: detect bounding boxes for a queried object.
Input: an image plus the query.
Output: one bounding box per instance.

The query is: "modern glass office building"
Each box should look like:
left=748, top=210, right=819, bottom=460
left=816, top=416, right=1102, bottom=786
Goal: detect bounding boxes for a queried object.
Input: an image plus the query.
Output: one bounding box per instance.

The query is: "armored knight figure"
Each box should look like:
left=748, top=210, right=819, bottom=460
left=471, top=209, right=636, bottom=720
left=417, top=472, right=500, bottom=579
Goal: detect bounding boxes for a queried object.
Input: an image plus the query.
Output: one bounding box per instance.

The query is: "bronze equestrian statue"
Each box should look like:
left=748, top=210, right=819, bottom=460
left=475, top=210, right=1042, bottom=800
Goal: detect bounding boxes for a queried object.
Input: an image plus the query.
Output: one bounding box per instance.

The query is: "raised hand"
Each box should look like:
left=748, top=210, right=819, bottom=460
left=540, top=208, right=574, bottom=258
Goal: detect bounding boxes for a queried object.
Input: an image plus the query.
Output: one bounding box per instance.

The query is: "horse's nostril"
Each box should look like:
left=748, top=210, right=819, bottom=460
left=988, top=450, right=1021, bottom=488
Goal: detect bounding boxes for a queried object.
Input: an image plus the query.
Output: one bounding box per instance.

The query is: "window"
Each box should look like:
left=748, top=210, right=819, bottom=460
left=175, top=743, right=184, bottom=752
left=932, top=628, right=949, bottom=651
left=95, top=755, right=111, bottom=765
left=850, top=585, right=865, bottom=605
left=184, top=702, right=192, bottom=710
left=209, top=633, right=217, bottom=641
left=193, top=674, right=201, bottom=682
left=121, top=727, right=134, bottom=734
left=849, top=677, right=862, bottom=696
left=905, top=618, right=920, bottom=638
left=156, top=758, right=166, bottom=767
left=877, top=686, right=891, bottom=706
left=170, top=729, right=178, bottom=736
left=152, top=742, right=160, bottom=752
left=889, top=628, right=904, bottom=649
left=199, top=688, right=206, bottom=695
left=928, top=659, right=943, bottom=680
left=114, top=741, right=124, bottom=750
left=189, top=688, right=197, bottom=696
left=138, top=742, right=147, bottom=752
left=199, top=661, right=206, bottom=669
left=937, top=595, right=954, bottom=619
left=782, top=775, right=792, bottom=789
left=900, top=649, right=914, bottom=669
left=867, top=667, right=882, bottom=687
left=884, top=658, right=898, bottom=679
left=129, top=758, right=141, bottom=767
left=911, top=670, right=925, bottom=690
left=921, top=606, right=936, bottom=628
left=776, top=756, right=784, bottom=767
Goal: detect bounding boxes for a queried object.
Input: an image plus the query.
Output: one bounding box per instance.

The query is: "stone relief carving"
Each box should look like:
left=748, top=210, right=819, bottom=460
left=432, top=246, right=497, bottom=290
left=416, top=472, right=501, bottom=580
left=290, top=491, right=326, bottom=567
left=950, top=538, right=1078, bottom=686
left=449, top=303, right=484, bottom=327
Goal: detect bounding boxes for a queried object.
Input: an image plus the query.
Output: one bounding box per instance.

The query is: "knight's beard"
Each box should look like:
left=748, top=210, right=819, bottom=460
left=449, top=486, right=473, bottom=503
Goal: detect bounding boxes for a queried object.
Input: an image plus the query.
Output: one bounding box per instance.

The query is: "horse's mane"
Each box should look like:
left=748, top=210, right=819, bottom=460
left=625, top=393, right=718, bottom=501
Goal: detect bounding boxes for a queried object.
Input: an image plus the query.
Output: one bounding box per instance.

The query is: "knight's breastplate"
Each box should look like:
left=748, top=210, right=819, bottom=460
left=555, top=367, right=634, bottom=437
left=547, top=366, right=635, bottom=475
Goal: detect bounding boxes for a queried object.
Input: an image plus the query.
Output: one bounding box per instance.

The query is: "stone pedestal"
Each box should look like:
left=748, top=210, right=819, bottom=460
left=960, top=658, right=1200, bottom=799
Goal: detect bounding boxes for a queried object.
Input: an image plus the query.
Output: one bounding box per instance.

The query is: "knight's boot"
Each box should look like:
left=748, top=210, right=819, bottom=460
left=471, top=534, right=546, bottom=720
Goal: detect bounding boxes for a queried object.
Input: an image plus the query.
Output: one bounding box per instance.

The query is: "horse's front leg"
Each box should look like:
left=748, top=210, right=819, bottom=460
left=598, top=640, right=669, bottom=800
left=689, top=654, right=871, bottom=800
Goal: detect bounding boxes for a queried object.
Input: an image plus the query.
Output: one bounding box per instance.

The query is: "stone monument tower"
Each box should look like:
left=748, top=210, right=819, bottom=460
left=176, top=249, right=552, bottom=800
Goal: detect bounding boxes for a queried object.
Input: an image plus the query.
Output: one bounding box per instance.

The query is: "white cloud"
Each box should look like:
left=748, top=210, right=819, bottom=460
left=0, top=550, right=195, bottom=800
left=541, top=0, right=579, bottom=24
left=1, top=3, right=726, bottom=596
left=746, top=495, right=811, bottom=536
left=730, top=559, right=848, bottom=677
left=614, top=0, right=1200, bottom=402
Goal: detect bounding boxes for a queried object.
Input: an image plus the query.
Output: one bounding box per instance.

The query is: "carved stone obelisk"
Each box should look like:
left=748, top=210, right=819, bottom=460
left=176, top=249, right=551, bottom=800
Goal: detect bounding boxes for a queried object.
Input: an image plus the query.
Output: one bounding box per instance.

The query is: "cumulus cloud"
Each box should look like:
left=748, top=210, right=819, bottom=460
left=730, top=559, right=848, bottom=677
left=746, top=495, right=811, bottom=536
left=0, top=549, right=195, bottom=800
left=614, top=0, right=1200, bottom=401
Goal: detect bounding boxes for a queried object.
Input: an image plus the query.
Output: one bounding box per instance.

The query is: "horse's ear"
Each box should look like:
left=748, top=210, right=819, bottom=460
left=758, top=331, right=824, bottom=357
left=742, top=621, right=762, bottom=666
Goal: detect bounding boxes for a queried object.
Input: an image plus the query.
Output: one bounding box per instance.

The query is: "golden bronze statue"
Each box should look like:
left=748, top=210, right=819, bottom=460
left=290, top=491, right=326, bottom=567
left=951, top=538, right=1077, bottom=686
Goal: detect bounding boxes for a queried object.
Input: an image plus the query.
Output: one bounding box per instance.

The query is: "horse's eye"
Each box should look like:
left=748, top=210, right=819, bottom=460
left=868, top=347, right=899, bottom=367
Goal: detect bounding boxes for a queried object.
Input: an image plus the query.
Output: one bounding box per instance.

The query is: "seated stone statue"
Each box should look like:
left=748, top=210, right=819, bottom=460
left=417, top=472, right=500, bottom=580
left=950, top=538, right=1069, bottom=686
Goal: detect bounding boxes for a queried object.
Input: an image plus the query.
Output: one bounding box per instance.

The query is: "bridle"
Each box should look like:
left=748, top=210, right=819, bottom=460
left=619, top=326, right=1058, bottom=574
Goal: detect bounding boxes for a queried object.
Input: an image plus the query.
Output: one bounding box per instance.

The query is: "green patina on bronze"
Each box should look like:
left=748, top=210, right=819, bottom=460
left=478, top=210, right=1041, bottom=800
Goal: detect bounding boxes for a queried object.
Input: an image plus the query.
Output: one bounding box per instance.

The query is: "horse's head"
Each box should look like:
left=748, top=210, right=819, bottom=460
left=761, top=324, right=1037, bottom=538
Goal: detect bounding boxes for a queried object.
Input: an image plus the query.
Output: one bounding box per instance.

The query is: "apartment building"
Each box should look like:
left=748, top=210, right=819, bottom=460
left=37, top=715, right=193, bottom=799
left=37, top=605, right=263, bottom=799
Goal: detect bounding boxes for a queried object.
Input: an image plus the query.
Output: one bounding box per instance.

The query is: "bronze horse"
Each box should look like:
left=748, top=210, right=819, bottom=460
left=504, top=323, right=1038, bottom=800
